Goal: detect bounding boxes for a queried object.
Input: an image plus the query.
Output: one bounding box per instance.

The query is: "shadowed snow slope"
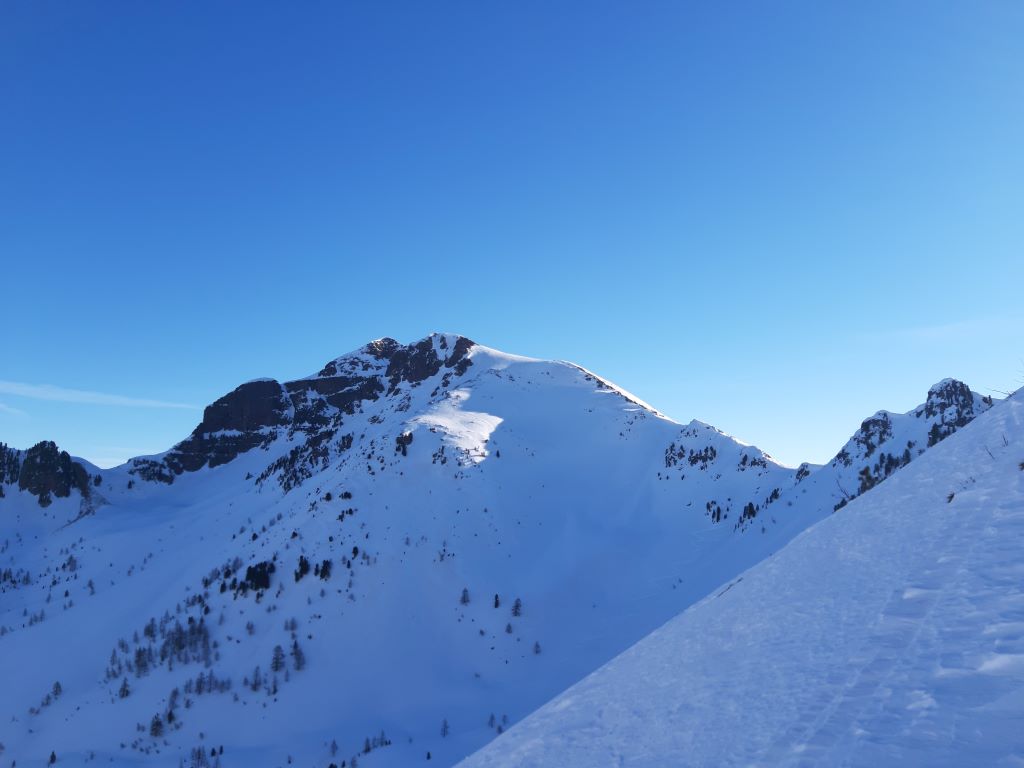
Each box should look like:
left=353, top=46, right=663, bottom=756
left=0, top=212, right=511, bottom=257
left=460, top=391, right=1024, bottom=768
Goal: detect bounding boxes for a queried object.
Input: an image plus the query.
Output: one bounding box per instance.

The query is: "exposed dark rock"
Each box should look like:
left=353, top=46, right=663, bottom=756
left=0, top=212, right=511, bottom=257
left=108, top=335, right=478, bottom=488
left=386, top=335, right=476, bottom=393
left=363, top=337, right=401, bottom=360
left=287, top=375, right=383, bottom=421
left=918, top=379, right=989, bottom=447
left=445, top=336, right=475, bottom=376
left=386, top=337, right=446, bottom=393
left=921, top=379, right=977, bottom=421
left=17, top=441, right=90, bottom=507
left=199, top=379, right=291, bottom=434
left=153, top=380, right=292, bottom=475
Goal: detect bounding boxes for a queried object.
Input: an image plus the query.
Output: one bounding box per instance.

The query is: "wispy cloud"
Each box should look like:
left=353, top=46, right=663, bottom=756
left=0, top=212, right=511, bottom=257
left=0, top=380, right=198, bottom=410
left=0, top=401, right=28, bottom=417
left=858, top=314, right=1024, bottom=345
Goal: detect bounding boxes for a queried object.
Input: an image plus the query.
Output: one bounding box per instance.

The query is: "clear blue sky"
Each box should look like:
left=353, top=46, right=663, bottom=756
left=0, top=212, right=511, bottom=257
left=1, top=2, right=1021, bottom=468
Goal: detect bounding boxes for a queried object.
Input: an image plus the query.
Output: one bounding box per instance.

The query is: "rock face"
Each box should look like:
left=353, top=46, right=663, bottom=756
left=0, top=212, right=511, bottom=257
left=1, top=441, right=92, bottom=507
left=130, top=334, right=478, bottom=482
left=802, top=379, right=993, bottom=512
left=919, top=378, right=991, bottom=446
left=160, top=379, right=293, bottom=474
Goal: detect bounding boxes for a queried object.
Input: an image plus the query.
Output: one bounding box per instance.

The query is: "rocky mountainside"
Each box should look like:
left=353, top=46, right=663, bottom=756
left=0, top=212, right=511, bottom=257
left=0, top=334, right=998, bottom=767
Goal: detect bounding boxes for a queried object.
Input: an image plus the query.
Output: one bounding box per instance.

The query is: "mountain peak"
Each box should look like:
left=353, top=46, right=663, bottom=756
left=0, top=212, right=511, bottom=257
left=315, top=334, right=477, bottom=379
left=920, top=378, right=991, bottom=421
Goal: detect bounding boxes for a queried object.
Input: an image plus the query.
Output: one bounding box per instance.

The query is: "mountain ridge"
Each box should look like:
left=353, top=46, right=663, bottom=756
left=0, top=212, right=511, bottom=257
left=0, top=335, right=1002, bottom=767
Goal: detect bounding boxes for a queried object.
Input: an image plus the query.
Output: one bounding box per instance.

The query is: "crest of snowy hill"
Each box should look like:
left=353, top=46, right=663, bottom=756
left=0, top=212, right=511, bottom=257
left=0, top=334, right=1000, bottom=767
left=459, top=389, right=1024, bottom=768
left=113, top=332, right=798, bottom=530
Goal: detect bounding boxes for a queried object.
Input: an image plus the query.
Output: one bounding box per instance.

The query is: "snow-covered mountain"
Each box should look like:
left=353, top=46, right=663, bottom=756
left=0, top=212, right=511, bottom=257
left=459, top=388, right=1024, bottom=768
left=0, top=334, right=998, bottom=767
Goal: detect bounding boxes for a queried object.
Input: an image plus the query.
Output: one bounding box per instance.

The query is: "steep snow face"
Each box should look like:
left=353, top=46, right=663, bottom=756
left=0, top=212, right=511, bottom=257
left=459, top=391, right=1024, bottom=768
left=0, top=335, right=794, bottom=768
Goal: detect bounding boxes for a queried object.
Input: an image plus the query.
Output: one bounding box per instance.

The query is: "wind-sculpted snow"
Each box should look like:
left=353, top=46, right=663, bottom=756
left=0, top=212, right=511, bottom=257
left=0, top=335, right=1004, bottom=767
left=460, top=391, right=1024, bottom=768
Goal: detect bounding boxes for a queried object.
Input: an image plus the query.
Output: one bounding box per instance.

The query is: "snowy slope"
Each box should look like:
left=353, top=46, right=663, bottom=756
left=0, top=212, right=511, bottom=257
left=0, top=335, right=793, bottom=767
left=460, top=390, right=1024, bottom=768
left=0, top=334, right=999, bottom=767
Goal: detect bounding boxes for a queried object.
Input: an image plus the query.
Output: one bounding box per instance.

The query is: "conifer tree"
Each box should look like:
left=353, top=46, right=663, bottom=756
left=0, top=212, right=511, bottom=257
left=271, top=645, right=286, bottom=673
left=291, top=640, right=306, bottom=671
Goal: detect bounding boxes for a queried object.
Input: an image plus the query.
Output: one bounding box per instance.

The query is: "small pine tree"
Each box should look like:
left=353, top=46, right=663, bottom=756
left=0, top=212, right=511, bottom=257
left=271, top=645, right=286, bottom=673
left=49, top=751, right=57, bottom=764
left=441, top=718, right=449, bottom=738
left=150, top=714, right=164, bottom=738
left=119, top=678, right=130, bottom=698
left=493, top=594, right=500, bottom=609
left=460, top=588, right=470, bottom=605
left=251, top=665, right=263, bottom=691
left=533, top=641, right=541, bottom=655
left=291, top=640, right=306, bottom=671
left=52, top=681, right=62, bottom=698
left=512, top=598, right=522, bottom=617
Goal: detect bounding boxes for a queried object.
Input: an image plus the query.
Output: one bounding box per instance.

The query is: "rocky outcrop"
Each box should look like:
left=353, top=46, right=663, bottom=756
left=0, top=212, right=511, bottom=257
left=828, top=379, right=992, bottom=510
left=140, top=379, right=294, bottom=476
left=918, top=379, right=992, bottom=446
left=129, top=334, right=478, bottom=482
left=4, top=441, right=92, bottom=507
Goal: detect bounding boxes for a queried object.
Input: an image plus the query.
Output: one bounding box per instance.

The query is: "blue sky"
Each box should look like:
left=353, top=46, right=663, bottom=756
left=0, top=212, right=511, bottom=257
left=1, top=2, right=1021, bottom=468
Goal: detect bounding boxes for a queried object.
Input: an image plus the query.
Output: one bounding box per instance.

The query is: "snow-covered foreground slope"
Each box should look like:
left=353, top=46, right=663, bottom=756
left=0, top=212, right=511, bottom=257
left=460, top=391, right=1024, bottom=768
left=0, top=334, right=998, bottom=767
